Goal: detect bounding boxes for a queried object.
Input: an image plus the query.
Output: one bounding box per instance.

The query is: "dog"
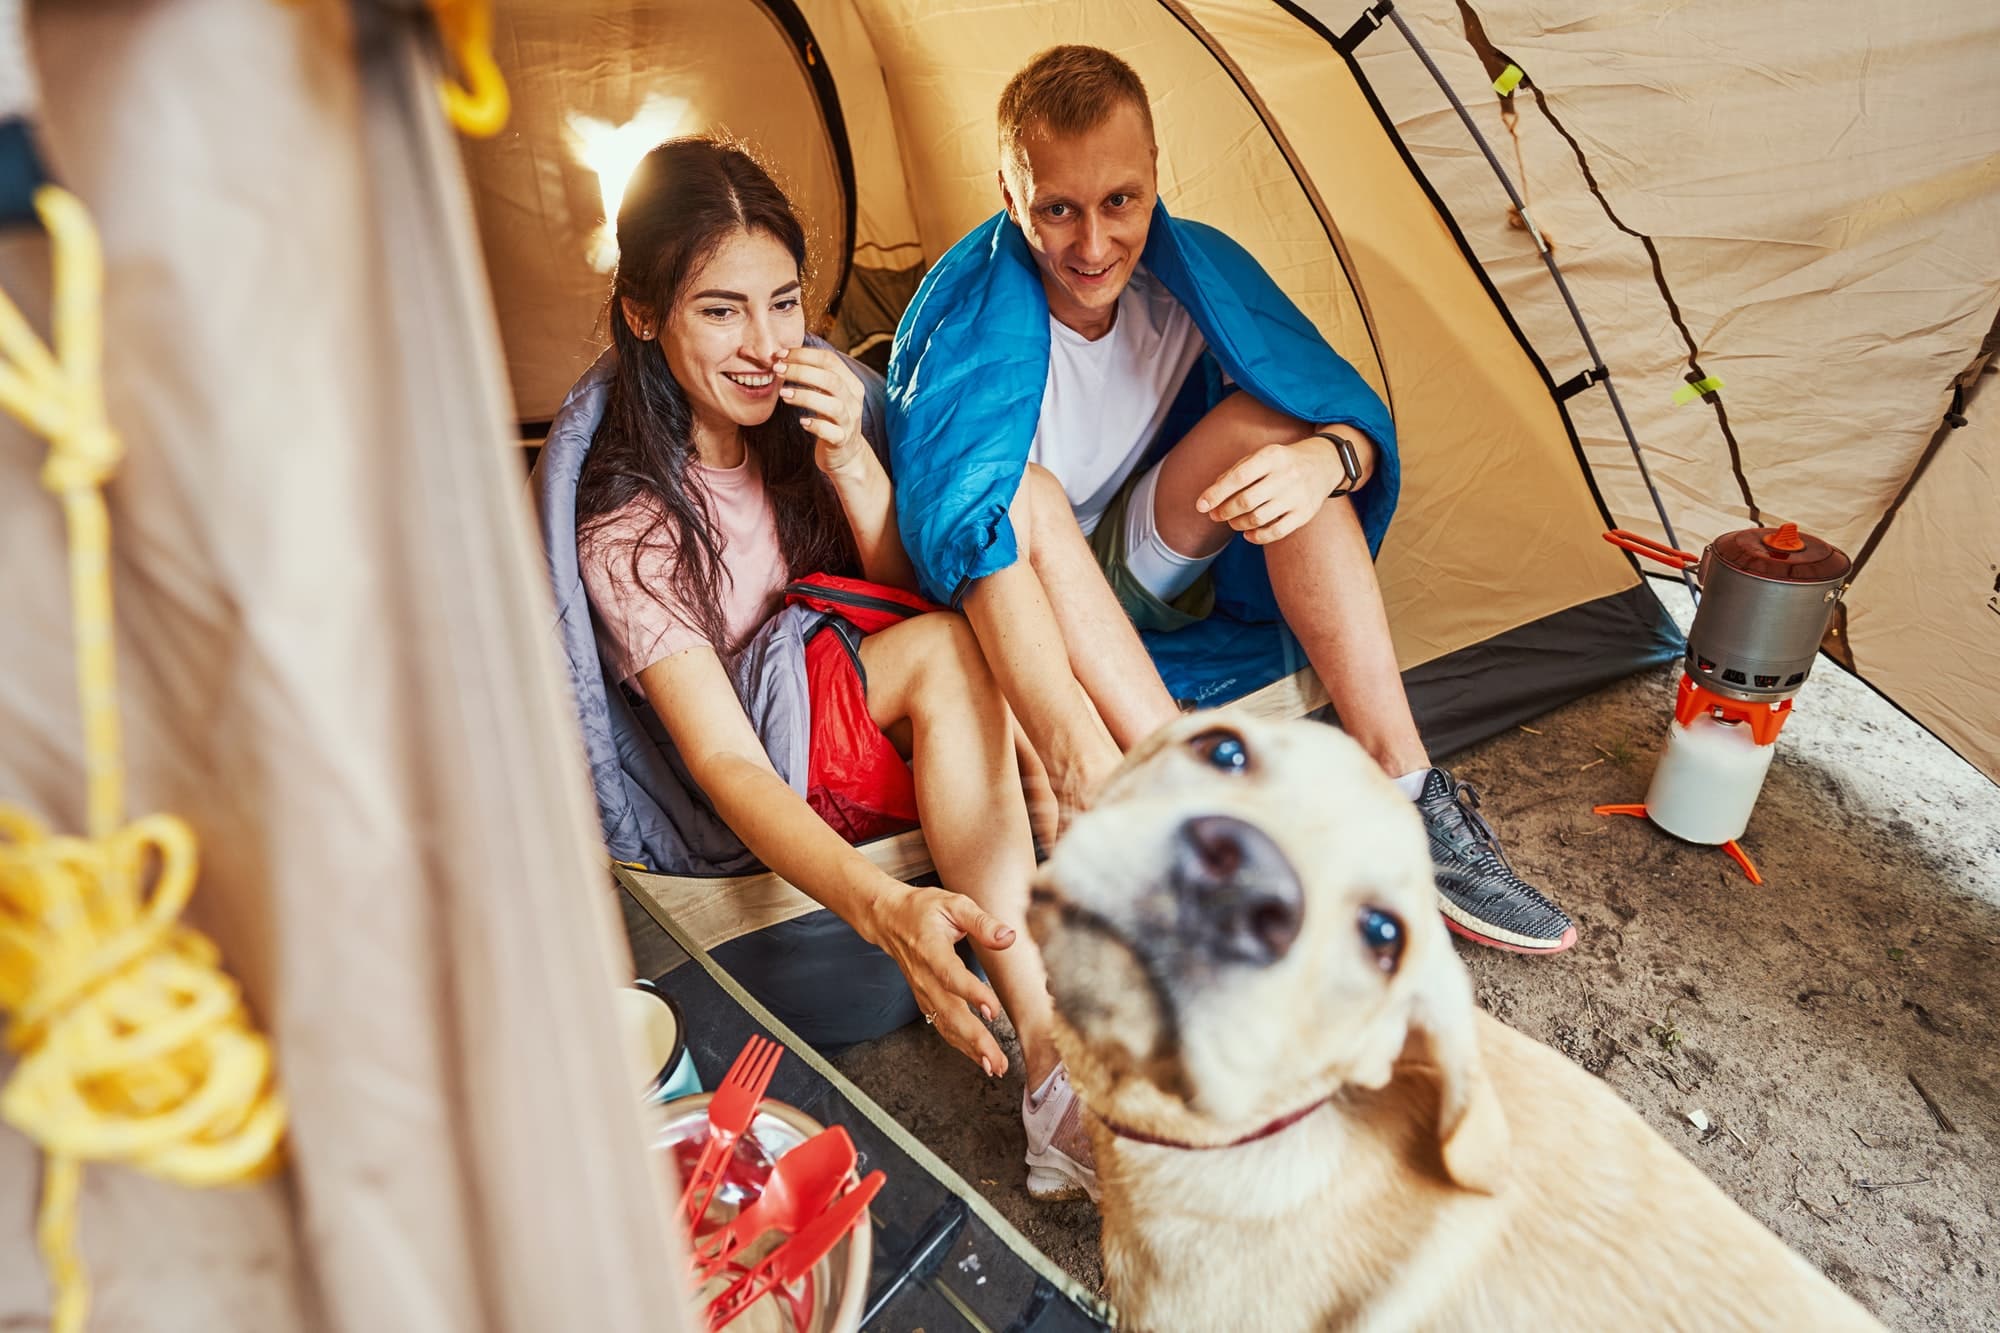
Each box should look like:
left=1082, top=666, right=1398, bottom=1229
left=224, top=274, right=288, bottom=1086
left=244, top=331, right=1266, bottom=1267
left=1028, top=713, right=1880, bottom=1332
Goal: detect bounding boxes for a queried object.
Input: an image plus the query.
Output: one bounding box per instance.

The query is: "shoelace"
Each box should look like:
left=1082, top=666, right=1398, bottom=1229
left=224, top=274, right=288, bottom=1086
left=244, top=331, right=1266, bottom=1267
left=1449, top=780, right=1511, bottom=867
left=1439, top=781, right=1566, bottom=914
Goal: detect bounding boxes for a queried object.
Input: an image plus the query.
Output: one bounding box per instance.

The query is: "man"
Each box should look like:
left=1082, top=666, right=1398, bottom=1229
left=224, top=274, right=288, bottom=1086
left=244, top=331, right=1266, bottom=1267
left=887, top=45, right=1575, bottom=961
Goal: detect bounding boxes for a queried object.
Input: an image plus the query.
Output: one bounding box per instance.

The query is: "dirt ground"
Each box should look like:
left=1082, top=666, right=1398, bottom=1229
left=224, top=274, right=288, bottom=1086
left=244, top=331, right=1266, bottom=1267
left=830, top=585, right=2000, bottom=1330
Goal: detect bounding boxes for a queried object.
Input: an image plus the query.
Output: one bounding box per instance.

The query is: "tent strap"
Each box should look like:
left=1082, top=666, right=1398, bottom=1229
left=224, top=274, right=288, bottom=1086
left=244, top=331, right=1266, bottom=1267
left=1334, top=0, right=1399, bottom=55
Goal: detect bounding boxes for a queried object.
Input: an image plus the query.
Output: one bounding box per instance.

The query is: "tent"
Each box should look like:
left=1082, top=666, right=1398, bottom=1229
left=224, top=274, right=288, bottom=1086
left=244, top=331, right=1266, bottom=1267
left=2, top=0, right=1995, bottom=1326
left=471, top=0, right=1996, bottom=945
left=476, top=0, right=1998, bottom=782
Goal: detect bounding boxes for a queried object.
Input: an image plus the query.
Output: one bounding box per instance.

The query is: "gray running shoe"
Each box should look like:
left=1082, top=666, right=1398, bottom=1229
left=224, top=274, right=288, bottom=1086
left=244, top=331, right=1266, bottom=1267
left=1415, top=768, right=1577, bottom=954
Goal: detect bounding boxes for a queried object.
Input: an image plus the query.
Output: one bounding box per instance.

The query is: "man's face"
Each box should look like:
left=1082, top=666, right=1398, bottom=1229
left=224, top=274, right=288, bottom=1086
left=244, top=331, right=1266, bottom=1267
left=1001, top=101, right=1158, bottom=335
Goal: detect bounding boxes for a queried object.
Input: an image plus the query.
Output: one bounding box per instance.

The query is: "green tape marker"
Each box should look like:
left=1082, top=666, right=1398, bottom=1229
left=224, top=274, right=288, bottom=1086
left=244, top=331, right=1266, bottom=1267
left=1674, top=375, right=1724, bottom=405
left=1494, top=64, right=1524, bottom=95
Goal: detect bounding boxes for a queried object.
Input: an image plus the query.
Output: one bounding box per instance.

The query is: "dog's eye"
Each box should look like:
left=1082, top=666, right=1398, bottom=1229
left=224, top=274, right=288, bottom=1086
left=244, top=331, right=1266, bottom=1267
left=1187, top=728, right=1249, bottom=774
left=1358, top=906, right=1404, bottom=975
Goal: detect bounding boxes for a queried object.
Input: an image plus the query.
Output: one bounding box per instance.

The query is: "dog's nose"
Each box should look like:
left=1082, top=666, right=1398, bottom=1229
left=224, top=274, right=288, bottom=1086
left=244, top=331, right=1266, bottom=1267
left=1169, top=815, right=1304, bottom=965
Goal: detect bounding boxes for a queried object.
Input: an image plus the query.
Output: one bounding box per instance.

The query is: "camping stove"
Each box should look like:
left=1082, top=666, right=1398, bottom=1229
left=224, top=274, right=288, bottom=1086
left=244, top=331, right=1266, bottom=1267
left=1596, top=524, right=1851, bottom=882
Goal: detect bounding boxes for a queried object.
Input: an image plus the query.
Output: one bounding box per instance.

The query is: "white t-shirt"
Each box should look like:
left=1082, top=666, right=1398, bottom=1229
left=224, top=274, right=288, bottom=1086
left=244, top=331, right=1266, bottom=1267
left=1029, top=265, right=1208, bottom=535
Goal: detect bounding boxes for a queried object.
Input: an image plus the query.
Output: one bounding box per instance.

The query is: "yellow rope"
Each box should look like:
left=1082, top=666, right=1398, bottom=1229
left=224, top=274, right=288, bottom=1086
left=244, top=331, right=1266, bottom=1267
left=431, top=0, right=509, bottom=137
left=0, top=185, right=286, bottom=1333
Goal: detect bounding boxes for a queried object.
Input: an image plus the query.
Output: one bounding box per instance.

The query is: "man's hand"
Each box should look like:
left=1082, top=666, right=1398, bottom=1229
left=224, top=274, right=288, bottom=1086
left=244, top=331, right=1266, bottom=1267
left=778, top=345, right=871, bottom=477
left=1194, top=426, right=1375, bottom=545
left=863, top=884, right=1013, bottom=1075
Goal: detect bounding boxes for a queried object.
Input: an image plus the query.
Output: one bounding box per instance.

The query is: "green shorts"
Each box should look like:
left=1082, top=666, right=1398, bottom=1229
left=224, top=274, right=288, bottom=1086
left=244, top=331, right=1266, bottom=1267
left=1087, top=464, right=1216, bottom=634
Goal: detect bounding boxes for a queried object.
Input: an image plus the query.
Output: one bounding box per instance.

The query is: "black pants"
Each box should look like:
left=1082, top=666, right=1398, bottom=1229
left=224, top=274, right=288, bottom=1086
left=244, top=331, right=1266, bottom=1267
left=710, top=908, right=920, bottom=1051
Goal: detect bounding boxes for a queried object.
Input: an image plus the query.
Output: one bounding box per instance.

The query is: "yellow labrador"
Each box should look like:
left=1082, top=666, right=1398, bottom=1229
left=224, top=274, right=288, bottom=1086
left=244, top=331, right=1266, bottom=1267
left=1028, top=713, right=1880, bottom=1333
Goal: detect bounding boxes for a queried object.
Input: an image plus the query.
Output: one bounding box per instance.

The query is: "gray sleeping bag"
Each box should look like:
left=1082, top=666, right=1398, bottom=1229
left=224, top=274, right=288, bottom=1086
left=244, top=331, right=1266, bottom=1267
left=529, top=340, right=890, bottom=877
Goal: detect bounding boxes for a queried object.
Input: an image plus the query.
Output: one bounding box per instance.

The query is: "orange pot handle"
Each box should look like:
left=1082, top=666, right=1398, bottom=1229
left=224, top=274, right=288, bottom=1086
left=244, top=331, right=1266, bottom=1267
left=1603, top=529, right=1699, bottom=571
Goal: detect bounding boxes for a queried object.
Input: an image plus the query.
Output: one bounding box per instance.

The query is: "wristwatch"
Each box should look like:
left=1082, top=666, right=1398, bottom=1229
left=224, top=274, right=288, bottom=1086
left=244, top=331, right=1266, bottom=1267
left=1310, top=430, right=1364, bottom=497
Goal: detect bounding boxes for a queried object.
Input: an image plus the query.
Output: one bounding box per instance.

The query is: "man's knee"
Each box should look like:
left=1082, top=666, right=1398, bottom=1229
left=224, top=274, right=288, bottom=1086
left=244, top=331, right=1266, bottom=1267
left=1195, top=391, right=1309, bottom=464
left=1023, top=461, right=1068, bottom=516
left=1021, top=462, right=1086, bottom=554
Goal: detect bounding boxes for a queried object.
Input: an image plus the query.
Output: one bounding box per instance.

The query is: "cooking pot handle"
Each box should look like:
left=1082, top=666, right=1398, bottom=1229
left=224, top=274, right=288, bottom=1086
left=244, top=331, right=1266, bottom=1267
left=1603, top=529, right=1700, bottom=573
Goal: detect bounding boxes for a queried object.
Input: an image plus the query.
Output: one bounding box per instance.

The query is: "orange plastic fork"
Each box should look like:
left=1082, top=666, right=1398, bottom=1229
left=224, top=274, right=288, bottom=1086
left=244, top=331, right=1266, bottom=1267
left=678, top=1035, right=783, bottom=1229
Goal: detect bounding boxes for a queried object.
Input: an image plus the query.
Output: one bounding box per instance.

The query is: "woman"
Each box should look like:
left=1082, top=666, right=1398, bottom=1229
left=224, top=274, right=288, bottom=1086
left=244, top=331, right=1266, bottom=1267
left=569, top=139, right=1094, bottom=1202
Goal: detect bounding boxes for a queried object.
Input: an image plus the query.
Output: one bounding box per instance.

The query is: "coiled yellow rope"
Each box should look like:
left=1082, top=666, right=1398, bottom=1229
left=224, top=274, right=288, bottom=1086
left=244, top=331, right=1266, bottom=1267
left=431, top=0, right=509, bottom=137
left=0, top=185, right=286, bottom=1333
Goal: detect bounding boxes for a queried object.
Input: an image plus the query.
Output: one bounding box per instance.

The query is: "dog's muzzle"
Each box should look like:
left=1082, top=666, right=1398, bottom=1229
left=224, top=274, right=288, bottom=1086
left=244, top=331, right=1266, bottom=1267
left=1168, top=814, right=1304, bottom=966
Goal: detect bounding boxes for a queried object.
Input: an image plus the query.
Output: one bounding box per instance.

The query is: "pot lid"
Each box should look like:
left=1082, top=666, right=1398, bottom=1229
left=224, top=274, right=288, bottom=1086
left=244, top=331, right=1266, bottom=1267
left=1709, top=523, right=1851, bottom=582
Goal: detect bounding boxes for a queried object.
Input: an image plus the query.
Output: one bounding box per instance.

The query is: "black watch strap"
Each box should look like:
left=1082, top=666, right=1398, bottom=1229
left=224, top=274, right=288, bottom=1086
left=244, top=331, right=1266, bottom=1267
left=1311, top=430, right=1363, bottom=497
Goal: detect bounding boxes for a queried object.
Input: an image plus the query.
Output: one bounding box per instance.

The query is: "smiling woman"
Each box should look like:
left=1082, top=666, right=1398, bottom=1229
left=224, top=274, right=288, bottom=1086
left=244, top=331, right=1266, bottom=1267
left=549, top=137, right=1101, bottom=1204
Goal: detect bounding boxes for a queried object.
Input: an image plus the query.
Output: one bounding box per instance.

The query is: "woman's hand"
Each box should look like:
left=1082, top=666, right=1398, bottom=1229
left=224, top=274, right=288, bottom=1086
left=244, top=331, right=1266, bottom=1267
left=777, top=345, right=871, bottom=478
left=863, top=883, right=1014, bottom=1075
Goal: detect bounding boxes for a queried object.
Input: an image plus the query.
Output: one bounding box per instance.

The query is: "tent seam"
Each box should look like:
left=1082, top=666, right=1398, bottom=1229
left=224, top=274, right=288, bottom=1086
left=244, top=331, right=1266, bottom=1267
left=1449, top=0, right=1761, bottom=525
left=1268, top=0, right=1646, bottom=584
left=1151, top=0, right=1394, bottom=410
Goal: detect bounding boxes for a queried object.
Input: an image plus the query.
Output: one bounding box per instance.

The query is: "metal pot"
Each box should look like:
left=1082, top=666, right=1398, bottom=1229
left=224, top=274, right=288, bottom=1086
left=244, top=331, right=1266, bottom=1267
left=1607, top=523, right=1851, bottom=702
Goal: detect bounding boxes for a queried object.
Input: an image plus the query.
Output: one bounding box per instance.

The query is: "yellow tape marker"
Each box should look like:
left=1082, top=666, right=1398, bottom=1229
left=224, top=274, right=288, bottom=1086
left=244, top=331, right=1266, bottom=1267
left=1493, top=64, right=1525, bottom=95
left=1674, top=376, right=1724, bottom=405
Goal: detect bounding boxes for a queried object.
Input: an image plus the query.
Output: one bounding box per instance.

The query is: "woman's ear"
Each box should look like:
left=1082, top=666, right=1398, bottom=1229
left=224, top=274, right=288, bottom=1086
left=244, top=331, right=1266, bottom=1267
left=620, top=296, right=655, bottom=340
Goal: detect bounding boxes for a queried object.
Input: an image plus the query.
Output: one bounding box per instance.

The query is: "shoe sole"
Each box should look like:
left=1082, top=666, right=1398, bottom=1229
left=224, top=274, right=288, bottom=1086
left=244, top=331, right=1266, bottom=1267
left=1440, top=901, right=1578, bottom=955
left=1025, top=1166, right=1091, bottom=1203
left=1025, top=1150, right=1098, bottom=1204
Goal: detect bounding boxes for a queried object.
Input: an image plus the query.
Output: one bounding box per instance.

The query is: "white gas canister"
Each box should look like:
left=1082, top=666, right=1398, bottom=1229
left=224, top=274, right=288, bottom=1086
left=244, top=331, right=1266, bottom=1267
left=1643, top=714, right=1776, bottom=845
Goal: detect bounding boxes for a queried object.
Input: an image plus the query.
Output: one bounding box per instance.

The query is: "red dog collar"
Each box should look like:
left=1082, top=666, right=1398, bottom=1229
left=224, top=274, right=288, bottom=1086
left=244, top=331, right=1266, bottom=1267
left=1100, top=1098, right=1329, bottom=1151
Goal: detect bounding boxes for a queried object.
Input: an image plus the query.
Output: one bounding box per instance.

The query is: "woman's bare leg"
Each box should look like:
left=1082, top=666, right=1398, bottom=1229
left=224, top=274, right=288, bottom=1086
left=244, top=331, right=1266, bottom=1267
left=861, top=613, right=1062, bottom=1087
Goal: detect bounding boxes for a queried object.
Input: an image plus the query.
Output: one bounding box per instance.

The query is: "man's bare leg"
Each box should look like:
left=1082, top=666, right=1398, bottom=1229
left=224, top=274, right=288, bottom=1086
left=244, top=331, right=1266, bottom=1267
left=1018, top=463, right=1180, bottom=749
left=1147, top=392, right=1577, bottom=953
left=1148, top=393, right=1426, bottom=777
left=961, top=474, right=1127, bottom=823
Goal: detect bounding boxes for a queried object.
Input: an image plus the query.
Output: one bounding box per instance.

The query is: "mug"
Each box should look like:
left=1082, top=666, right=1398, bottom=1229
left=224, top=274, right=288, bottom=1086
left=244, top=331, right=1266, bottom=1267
left=615, top=980, right=701, bottom=1103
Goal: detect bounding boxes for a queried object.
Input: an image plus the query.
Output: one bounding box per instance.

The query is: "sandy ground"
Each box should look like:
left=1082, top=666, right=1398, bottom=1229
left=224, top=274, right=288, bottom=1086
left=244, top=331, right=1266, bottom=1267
left=823, top=584, right=2000, bottom=1329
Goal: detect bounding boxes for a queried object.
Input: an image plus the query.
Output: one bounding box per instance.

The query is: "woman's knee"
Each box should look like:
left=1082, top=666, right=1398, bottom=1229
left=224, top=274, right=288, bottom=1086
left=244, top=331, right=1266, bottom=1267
left=906, top=611, right=991, bottom=690
left=887, top=612, right=1010, bottom=730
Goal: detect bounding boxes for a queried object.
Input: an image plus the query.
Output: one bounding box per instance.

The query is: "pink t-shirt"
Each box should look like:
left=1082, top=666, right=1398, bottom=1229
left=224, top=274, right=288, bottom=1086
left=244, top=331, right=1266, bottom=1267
left=579, top=453, right=790, bottom=681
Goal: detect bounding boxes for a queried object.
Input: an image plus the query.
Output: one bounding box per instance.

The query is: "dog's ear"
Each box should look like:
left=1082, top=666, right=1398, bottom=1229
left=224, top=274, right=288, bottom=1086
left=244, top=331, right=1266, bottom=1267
left=1401, top=985, right=1511, bottom=1195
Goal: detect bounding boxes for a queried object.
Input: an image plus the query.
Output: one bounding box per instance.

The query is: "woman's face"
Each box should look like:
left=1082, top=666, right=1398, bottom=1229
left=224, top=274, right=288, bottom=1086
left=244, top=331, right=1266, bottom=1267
left=660, top=227, right=806, bottom=439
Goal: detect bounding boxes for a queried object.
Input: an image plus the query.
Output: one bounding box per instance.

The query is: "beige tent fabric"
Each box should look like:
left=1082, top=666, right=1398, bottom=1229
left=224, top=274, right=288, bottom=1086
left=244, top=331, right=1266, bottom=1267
left=1337, top=0, right=2000, bottom=553
left=468, top=0, right=849, bottom=421
left=1843, top=374, right=2000, bottom=777
left=1321, top=0, right=2000, bottom=774
left=2, top=1, right=688, bottom=1328
left=793, top=0, right=924, bottom=268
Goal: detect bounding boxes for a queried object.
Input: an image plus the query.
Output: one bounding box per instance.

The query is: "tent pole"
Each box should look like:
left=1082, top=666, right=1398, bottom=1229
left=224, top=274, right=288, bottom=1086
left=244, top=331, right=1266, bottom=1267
left=1378, top=6, right=1700, bottom=603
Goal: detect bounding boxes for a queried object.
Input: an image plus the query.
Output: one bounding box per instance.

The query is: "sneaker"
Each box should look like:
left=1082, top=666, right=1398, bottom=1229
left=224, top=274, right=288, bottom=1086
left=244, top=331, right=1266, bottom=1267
left=1023, top=1064, right=1100, bottom=1203
left=1415, top=768, right=1578, bottom=955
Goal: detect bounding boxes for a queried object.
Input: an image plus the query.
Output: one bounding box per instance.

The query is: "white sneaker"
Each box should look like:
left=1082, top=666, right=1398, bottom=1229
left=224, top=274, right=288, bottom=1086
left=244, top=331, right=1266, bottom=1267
left=1022, top=1064, right=1100, bottom=1204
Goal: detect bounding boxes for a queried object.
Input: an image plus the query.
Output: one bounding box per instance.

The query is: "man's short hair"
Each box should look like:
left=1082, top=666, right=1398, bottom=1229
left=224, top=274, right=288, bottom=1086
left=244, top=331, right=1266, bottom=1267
left=998, top=45, right=1155, bottom=181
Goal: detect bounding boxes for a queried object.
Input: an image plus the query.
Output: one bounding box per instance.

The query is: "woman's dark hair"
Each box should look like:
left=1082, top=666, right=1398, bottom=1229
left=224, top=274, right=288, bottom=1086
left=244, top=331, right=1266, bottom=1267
left=576, top=137, right=856, bottom=650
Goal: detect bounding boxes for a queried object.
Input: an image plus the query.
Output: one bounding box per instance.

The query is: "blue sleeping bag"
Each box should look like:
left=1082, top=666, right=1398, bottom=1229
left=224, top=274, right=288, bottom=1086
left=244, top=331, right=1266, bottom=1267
left=886, top=201, right=1399, bottom=703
